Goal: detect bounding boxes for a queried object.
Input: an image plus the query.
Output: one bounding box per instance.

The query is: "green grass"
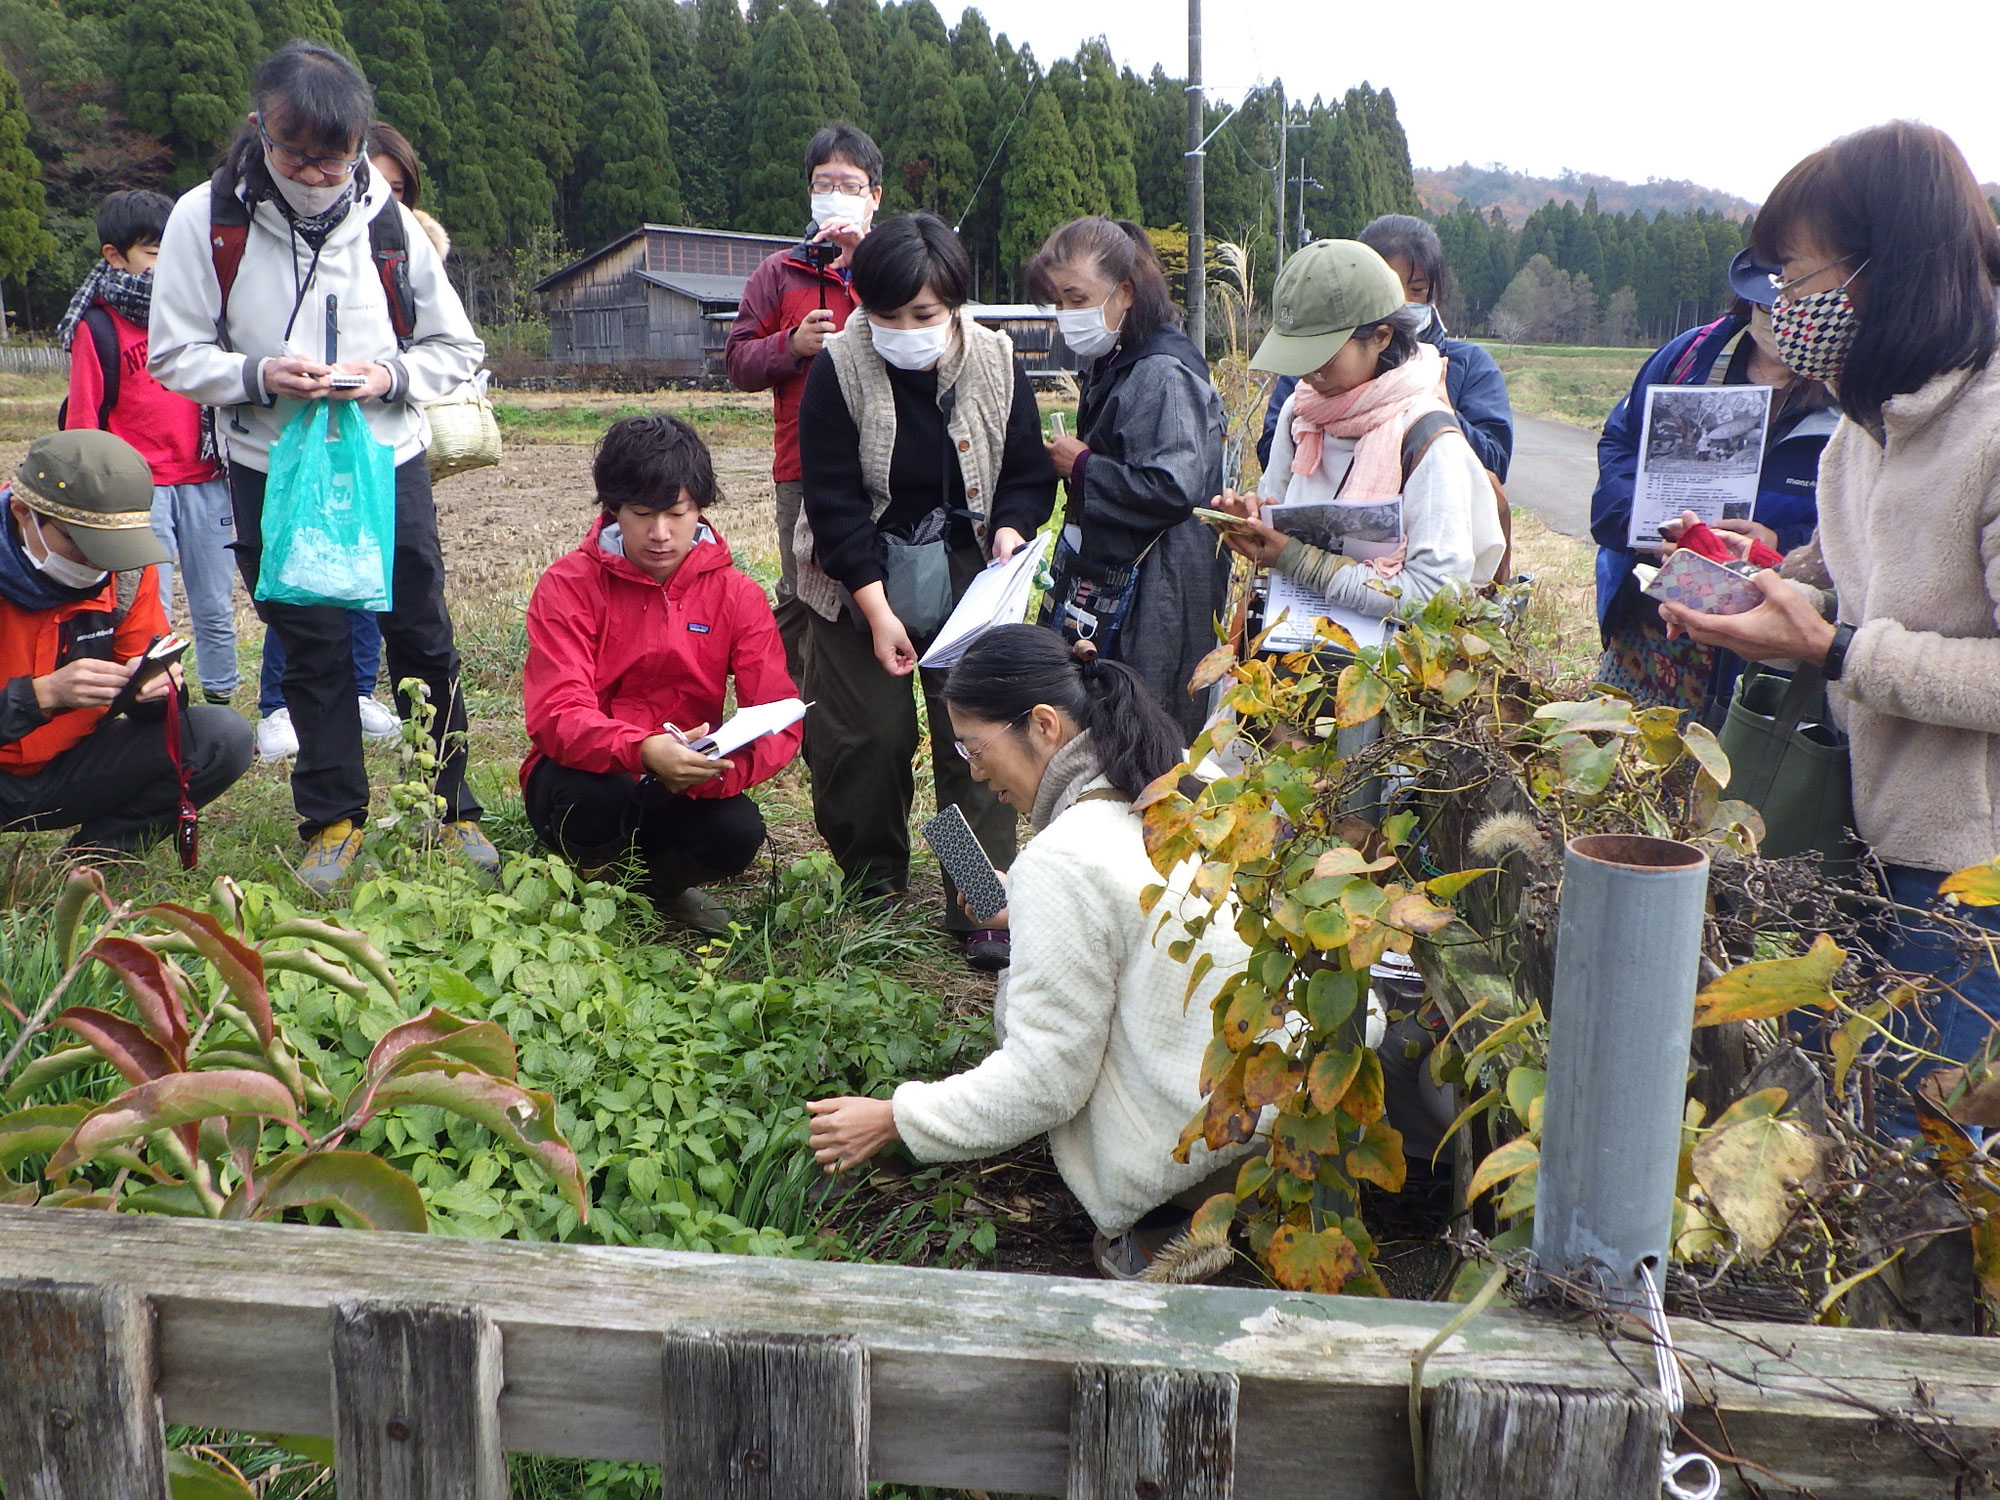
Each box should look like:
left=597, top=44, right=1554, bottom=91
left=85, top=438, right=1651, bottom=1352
left=493, top=396, right=773, bottom=447
left=1474, top=339, right=1644, bottom=431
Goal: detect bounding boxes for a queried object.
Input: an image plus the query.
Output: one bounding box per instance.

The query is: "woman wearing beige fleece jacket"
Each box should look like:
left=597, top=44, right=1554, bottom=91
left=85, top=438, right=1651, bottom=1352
left=1662, top=122, right=2000, bottom=1125
left=807, top=626, right=1254, bottom=1279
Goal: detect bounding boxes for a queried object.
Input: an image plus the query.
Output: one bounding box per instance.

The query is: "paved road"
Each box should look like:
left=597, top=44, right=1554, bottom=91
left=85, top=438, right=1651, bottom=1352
left=1506, top=415, right=1601, bottom=540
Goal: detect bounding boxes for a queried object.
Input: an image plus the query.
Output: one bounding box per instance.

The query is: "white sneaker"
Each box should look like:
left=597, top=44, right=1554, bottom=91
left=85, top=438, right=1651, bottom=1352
left=256, top=708, right=299, bottom=761
left=357, top=696, right=402, bottom=741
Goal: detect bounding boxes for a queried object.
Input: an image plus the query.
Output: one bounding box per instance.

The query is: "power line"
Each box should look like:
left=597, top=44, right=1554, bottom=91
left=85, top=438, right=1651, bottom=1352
left=952, top=72, right=1043, bottom=234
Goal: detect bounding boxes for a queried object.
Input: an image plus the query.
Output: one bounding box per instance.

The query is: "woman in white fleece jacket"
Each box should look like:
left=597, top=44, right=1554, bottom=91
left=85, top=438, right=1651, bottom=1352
left=808, top=625, right=1252, bottom=1274
left=1662, top=122, right=2000, bottom=1128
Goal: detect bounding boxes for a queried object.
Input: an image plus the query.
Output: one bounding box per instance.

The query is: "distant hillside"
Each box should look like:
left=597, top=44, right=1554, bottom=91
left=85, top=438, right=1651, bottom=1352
left=1417, top=163, right=1758, bottom=226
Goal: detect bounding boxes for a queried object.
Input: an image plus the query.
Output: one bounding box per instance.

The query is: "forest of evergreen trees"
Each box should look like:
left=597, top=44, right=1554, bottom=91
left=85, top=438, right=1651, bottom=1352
left=0, top=0, right=1771, bottom=347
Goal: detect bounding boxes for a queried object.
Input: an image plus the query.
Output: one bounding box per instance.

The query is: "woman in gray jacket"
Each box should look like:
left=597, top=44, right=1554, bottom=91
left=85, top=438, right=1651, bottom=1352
left=1033, top=219, right=1228, bottom=739
left=150, top=42, right=489, bottom=895
left=1662, top=121, right=2000, bottom=1133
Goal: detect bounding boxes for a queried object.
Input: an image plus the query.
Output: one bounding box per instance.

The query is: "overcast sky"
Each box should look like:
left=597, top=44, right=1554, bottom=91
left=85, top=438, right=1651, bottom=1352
left=971, top=0, right=2000, bottom=203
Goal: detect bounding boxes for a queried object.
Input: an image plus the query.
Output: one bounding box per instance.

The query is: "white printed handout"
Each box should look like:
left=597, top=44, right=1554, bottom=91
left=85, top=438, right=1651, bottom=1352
left=1257, top=497, right=1402, bottom=652
left=1626, top=384, right=1772, bottom=548
left=685, top=697, right=807, bottom=758
left=917, top=531, right=1053, bottom=669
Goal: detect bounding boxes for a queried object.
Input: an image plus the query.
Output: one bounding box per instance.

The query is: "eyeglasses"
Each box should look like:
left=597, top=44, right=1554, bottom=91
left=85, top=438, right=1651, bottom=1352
left=259, top=122, right=363, bottom=179
left=952, top=712, right=1028, bottom=762
left=1767, top=256, right=1868, bottom=304
left=810, top=177, right=872, bottom=195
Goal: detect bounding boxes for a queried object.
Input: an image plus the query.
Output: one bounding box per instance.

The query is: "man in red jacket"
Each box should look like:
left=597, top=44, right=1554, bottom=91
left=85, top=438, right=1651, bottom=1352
left=725, top=122, right=882, bottom=680
left=522, top=416, right=802, bottom=934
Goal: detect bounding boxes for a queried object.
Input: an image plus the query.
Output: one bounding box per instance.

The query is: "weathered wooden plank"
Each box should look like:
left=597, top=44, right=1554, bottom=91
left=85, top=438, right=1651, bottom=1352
left=2, top=1209, right=1998, bottom=1499
left=0, top=1279, right=168, bottom=1500
left=331, top=1298, right=508, bottom=1500
left=1069, top=1363, right=1237, bottom=1500
left=660, top=1330, right=867, bottom=1499
left=1425, top=1378, right=1665, bottom=1500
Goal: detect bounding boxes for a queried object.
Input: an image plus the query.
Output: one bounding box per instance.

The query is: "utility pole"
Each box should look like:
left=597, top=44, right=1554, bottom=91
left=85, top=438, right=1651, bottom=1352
left=1274, top=82, right=1286, bottom=278
left=1185, top=0, right=1205, bottom=352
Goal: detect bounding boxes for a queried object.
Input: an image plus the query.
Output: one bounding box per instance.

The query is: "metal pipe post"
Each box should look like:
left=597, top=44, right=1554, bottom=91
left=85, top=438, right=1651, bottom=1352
left=1532, top=834, right=1710, bottom=1310
left=1185, top=0, right=1205, bottom=353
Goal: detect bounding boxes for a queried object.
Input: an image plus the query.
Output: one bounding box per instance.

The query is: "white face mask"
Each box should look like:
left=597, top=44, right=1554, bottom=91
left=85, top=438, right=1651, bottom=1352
left=266, top=158, right=353, bottom=219
left=810, top=190, right=872, bottom=229
left=24, top=511, right=108, bottom=589
left=870, top=318, right=952, bottom=371
left=1404, top=302, right=1435, bottom=331
left=1055, top=302, right=1120, bottom=360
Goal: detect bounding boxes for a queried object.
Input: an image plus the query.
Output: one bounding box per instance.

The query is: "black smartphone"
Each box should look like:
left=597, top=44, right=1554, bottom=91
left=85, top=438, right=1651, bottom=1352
left=105, top=635, right=188, bottom=719
left=921, top=804, right=1009, bottom=923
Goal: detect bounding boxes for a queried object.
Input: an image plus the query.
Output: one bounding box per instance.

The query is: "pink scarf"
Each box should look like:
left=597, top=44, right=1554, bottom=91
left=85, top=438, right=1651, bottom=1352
left=1289, top=343, right=1451, bottom=497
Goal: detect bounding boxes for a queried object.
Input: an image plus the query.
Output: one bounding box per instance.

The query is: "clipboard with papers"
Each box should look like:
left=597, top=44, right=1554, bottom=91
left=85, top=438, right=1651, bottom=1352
left=917, top=532, right=1052, bottom=670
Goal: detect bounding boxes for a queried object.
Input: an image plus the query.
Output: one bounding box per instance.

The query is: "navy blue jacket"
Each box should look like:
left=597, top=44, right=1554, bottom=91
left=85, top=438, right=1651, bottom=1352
left=1255, top=322, right=1516, bottom=480
left=1590, top=315, right=1836, bottom=629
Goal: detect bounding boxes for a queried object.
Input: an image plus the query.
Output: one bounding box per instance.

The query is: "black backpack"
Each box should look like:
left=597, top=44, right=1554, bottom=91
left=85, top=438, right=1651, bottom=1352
left=54, top=306, right=122, bottom=431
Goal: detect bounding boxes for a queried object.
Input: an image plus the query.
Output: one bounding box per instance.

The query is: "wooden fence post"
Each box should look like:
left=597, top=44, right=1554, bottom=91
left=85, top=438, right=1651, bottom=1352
left=660, top=1329, right=868, bottom=1500
left=0, top=1279, right=169, bottom=1500
left=1424, top=1378, right=1665, bottom=1500
left=1068, top=1363, right=1238, bottom=1500
left=330, top=1297, right=508, bottom=1500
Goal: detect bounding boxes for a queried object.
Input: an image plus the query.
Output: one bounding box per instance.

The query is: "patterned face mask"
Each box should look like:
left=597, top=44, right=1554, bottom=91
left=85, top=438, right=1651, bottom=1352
left=1768, top=263, right=1867, bottom=383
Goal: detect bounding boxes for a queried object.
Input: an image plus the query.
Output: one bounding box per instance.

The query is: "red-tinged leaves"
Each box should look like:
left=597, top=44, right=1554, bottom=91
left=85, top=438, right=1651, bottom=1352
left=1385, top=892, right=1453, bottom=935
left=1340, top=1049, right=1387, bottom=1125
left=1314, top=846, right=1397, bottom=879
left=1198, top=1053, right=1259, bottom=1153
left=1467, top=1135, right=1541, bottom=1202
left=1241, top=1043, right=1304, bottom=1112
left=1346, top=1119, right=1407, bottom=1192
left=1187, top=643, right=1240, bottom=693
left=86, top=936, right=189, bottom=1061
left=44, top=1070, right=302, bottom=1175
left=52, top=1007, right=179, bottom=1088
left=240, top=1150, right=428, bottom=1233
left=1335, top=663, right=1389, bottom=727
left=1307, top=1046, right=1364, bottom=1113
left=1268, top=1222, right=1363, bottom=1292
left=148, top=903, right=269, bottom=1047
left=53, top=866, right=109, bottom=969
left=0, top=1104, right=89, bottom=1173
left=365, top=1063, right=588, bottom=1221
left=360, top=1008, right=518, bottom=1093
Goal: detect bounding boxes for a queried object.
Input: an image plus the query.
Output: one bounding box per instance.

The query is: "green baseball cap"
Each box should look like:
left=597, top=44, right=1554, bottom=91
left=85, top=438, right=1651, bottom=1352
left=1251, top=239, right=1407, bottom=377
left=14, top=430, right=170, bottom=573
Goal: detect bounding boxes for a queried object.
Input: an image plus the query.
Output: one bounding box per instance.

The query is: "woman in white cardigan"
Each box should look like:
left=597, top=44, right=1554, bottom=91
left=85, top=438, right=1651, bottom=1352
left=807, top=625, right=1252, bottom=1277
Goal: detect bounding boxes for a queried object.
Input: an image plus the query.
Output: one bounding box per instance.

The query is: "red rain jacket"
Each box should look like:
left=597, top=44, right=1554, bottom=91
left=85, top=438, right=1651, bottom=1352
left=724, top=245, right=857, bottom=484
left=522, top=515, right=800, bottom=796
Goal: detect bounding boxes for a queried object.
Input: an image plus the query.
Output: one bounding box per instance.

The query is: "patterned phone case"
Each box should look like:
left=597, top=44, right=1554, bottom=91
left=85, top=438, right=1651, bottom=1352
left=921, top=805, right=1008, bottom=922
left=1645, top=549, right=1765, bottom=615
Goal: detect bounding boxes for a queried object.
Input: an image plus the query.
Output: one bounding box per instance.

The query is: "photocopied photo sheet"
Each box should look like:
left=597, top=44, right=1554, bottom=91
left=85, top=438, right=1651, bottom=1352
left=1258, top=497, right=1400, bottom=651
left=1626, top=383, right=1773, bottom=547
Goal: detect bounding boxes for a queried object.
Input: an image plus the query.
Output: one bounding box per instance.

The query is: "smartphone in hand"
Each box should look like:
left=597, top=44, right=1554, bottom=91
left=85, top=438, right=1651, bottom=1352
left=105, top=634, right=188, bottom=718
left=922, top=804, right=1008, bottom=923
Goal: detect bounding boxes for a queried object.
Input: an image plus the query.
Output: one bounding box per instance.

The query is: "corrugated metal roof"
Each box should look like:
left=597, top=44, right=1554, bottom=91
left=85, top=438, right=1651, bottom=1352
left=637, top=270, right=752, bottom=302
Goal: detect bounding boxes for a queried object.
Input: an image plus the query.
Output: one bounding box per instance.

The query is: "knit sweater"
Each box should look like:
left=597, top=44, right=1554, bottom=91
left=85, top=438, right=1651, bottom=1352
left=1814, top=351, right=2000, bottom=872
left=891, top=734, right=1254, bottom=1235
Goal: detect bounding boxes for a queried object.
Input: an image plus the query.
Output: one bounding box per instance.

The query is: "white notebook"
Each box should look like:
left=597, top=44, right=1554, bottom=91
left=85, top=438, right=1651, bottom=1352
left=918, top=532, right=1052, bottom=670
left=685, top=697, right=807, bottom=758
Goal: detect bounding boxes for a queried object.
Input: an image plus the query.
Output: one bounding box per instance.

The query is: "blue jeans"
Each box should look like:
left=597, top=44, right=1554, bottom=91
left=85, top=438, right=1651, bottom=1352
left=258, top=613, right=384, bottom=717
left=149, top=478, right=240, bottom=698
left=1872, top=864, right=2000, bottom=1139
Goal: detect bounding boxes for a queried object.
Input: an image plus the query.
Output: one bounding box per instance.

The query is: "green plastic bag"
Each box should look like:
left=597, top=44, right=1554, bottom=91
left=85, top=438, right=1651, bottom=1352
left=255, top=399, right=396, bottom=611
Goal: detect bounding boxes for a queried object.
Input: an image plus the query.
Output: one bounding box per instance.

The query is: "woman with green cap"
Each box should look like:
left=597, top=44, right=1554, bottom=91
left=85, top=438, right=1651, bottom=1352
left=1212, top=240, right=1504, bottom=623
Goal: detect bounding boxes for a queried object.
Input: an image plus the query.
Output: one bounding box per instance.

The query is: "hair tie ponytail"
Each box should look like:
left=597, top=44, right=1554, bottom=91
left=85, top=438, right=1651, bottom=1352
left=1070, top=638, right=1100, bottom=666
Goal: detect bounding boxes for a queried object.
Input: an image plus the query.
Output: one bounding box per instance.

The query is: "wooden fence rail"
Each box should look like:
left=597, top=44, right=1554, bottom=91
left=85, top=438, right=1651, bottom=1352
left=2, top=1206, right=1999, bottom=1498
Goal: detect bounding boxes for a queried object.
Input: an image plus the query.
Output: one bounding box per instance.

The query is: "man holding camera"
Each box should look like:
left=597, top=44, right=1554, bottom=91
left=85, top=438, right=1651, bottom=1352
left=725, top=121, right=884, bottom=680
left=1, top=430, right=252, bottom=855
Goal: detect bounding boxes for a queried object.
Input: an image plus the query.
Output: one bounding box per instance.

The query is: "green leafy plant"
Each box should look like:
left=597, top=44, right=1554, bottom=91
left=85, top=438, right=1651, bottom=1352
left=0, top=869, right=585, bottom=1230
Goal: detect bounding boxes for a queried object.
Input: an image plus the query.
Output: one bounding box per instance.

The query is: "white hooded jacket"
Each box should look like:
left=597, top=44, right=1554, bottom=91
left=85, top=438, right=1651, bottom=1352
left=148, top=165, right=482, bottom=473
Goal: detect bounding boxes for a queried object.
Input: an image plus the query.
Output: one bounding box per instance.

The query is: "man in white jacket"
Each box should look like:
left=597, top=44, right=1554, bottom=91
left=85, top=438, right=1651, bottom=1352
left=149, top=41, right=491, bottom=894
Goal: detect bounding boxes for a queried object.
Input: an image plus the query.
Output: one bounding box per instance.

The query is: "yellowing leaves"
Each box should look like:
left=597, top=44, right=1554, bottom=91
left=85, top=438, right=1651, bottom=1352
left=1335, top=663, right=1389, bottom=727
left=1690, top=1109, right=1828, bottom=1259
left=1268, top=1222, right=1363, bottom=1292
left=1467, top=1135, right=1540, bottom=1203
left=1942, top=857, right=2000, bottom=907
left=1692, top=935, right=1845, bottom=1027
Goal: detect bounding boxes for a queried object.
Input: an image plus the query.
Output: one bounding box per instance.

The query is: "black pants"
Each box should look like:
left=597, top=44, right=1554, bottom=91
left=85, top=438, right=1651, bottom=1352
left=799, top=546, right=1015, bottom=932
left=0, top=706, right=254, bottom=850
left=230, top=457, right=480, bottom=836
left=524, top=759, right=766, bottom=897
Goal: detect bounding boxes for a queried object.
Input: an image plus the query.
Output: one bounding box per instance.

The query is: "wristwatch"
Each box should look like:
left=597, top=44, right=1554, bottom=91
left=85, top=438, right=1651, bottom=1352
left=1822, top=621, right=1857, bottom=681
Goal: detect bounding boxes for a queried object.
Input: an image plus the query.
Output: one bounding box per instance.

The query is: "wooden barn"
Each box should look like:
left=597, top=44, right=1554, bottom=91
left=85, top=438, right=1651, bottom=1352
left=536, top=224, right=1076, bottom=380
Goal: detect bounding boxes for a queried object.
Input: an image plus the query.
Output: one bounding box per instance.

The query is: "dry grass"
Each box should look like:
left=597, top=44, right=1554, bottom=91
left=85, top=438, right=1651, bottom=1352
left=1508, top=506, right=1601, bottom=693
left=1474, top=340, right=1644, bottom=431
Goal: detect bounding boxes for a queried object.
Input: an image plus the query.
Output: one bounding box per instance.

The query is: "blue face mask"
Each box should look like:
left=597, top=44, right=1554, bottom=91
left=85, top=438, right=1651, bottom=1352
left=1404, top=302, right=1434, bottom=331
